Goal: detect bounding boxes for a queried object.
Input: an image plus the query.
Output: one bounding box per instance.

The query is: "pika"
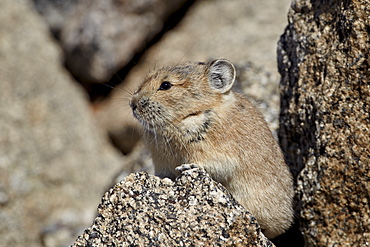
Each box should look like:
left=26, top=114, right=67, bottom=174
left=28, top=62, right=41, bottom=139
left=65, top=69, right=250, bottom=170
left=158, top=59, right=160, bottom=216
left=130, top=59, right=294, bottom=239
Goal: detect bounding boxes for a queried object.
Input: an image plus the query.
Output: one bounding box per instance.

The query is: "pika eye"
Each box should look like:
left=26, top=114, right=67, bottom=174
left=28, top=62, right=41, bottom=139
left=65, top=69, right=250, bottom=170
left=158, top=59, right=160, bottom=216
left=158, top=81, right=172, bottom=91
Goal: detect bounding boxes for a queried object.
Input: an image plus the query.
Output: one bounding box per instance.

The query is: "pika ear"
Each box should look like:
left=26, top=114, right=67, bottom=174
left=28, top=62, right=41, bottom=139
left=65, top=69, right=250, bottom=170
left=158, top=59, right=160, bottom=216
left=207, top=59, right=236, bottom=93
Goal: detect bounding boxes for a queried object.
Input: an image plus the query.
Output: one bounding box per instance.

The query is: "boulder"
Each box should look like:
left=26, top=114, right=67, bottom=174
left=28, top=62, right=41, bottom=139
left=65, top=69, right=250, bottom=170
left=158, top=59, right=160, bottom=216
left=0, top=0, right=124, bottom=246
left=33, top=0, right=191, bottom=83
left=72, top=165, right=275, bottom=247
left=278, top=0, right=370, bottom=245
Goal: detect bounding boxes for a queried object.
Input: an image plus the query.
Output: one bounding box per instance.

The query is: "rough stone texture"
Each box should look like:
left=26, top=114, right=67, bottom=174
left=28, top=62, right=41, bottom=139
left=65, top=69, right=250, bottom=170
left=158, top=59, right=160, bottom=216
left=33, top=0, right=190, bottom=83
left=0, top=0, right=125, bottom=246
left=72, top=165, right=275, bottom=247
left=278, top=0, right=370, bottom=246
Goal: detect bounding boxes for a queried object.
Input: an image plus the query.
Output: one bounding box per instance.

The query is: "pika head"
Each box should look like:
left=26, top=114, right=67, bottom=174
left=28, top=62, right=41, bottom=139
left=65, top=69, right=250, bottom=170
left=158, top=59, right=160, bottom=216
left=130, top=59, right=236, bottom=142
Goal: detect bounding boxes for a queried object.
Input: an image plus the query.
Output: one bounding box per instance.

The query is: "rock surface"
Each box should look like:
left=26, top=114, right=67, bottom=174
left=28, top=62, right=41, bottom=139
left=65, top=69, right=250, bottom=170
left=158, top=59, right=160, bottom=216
left=0, top=0, right=124, bottom=246
left=72, top=165, right=275, bottom=247
left=33, top=0, right=191, bottom=83
left=278, top=0, right=370, bottom=245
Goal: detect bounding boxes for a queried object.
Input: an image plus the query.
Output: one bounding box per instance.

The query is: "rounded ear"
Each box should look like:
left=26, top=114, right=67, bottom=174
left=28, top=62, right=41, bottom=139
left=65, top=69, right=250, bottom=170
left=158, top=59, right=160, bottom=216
left=207, top=59, right=236, bottom=93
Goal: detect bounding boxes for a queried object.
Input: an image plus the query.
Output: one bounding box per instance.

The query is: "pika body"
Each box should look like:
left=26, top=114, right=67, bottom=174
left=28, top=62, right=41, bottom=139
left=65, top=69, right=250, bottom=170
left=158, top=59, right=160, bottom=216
left=130, top=59, right=294, bottom=238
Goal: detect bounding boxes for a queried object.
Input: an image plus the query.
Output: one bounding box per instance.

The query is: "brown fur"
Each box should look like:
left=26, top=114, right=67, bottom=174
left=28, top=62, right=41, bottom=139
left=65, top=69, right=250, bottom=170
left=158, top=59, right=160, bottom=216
left=130, top=59, right=294, bottom=238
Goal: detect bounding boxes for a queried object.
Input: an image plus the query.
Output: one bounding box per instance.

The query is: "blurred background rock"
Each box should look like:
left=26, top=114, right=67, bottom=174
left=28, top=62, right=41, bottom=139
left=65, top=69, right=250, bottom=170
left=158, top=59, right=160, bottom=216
left=0, top=0, right=291, bottom=246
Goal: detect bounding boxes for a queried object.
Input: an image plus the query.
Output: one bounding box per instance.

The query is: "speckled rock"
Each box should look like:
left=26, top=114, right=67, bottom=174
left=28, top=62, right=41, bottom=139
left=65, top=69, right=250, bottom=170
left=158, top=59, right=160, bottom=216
left=278, top=0, right=370, bottom=246
left=33, top=0, right=190, bottom=83
left=72, top=165, right=275, bottom=247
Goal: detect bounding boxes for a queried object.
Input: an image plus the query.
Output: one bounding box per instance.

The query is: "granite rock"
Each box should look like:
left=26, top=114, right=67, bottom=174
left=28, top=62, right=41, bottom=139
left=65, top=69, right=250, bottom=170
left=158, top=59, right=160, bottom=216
left=278, top=0, right=370, bottom=245
left=72, top=165, right=275, bottom=247
left=33, top=0, right=191, bottom=83
left=0, top=0, right=124, bottom=246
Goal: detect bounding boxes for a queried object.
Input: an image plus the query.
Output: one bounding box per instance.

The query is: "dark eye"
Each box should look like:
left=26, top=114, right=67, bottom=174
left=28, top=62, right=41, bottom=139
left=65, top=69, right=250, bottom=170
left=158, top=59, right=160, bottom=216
left=158, top=81, right=172, bottom=91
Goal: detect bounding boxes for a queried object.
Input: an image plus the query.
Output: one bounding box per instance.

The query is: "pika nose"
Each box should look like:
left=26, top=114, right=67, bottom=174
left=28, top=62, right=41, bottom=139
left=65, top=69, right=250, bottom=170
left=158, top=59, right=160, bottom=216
left=130, top=94, right=150, bottom=111
left=129, top=97, right=137, bottom=111
left=139, top=98, right=149, bottom=108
